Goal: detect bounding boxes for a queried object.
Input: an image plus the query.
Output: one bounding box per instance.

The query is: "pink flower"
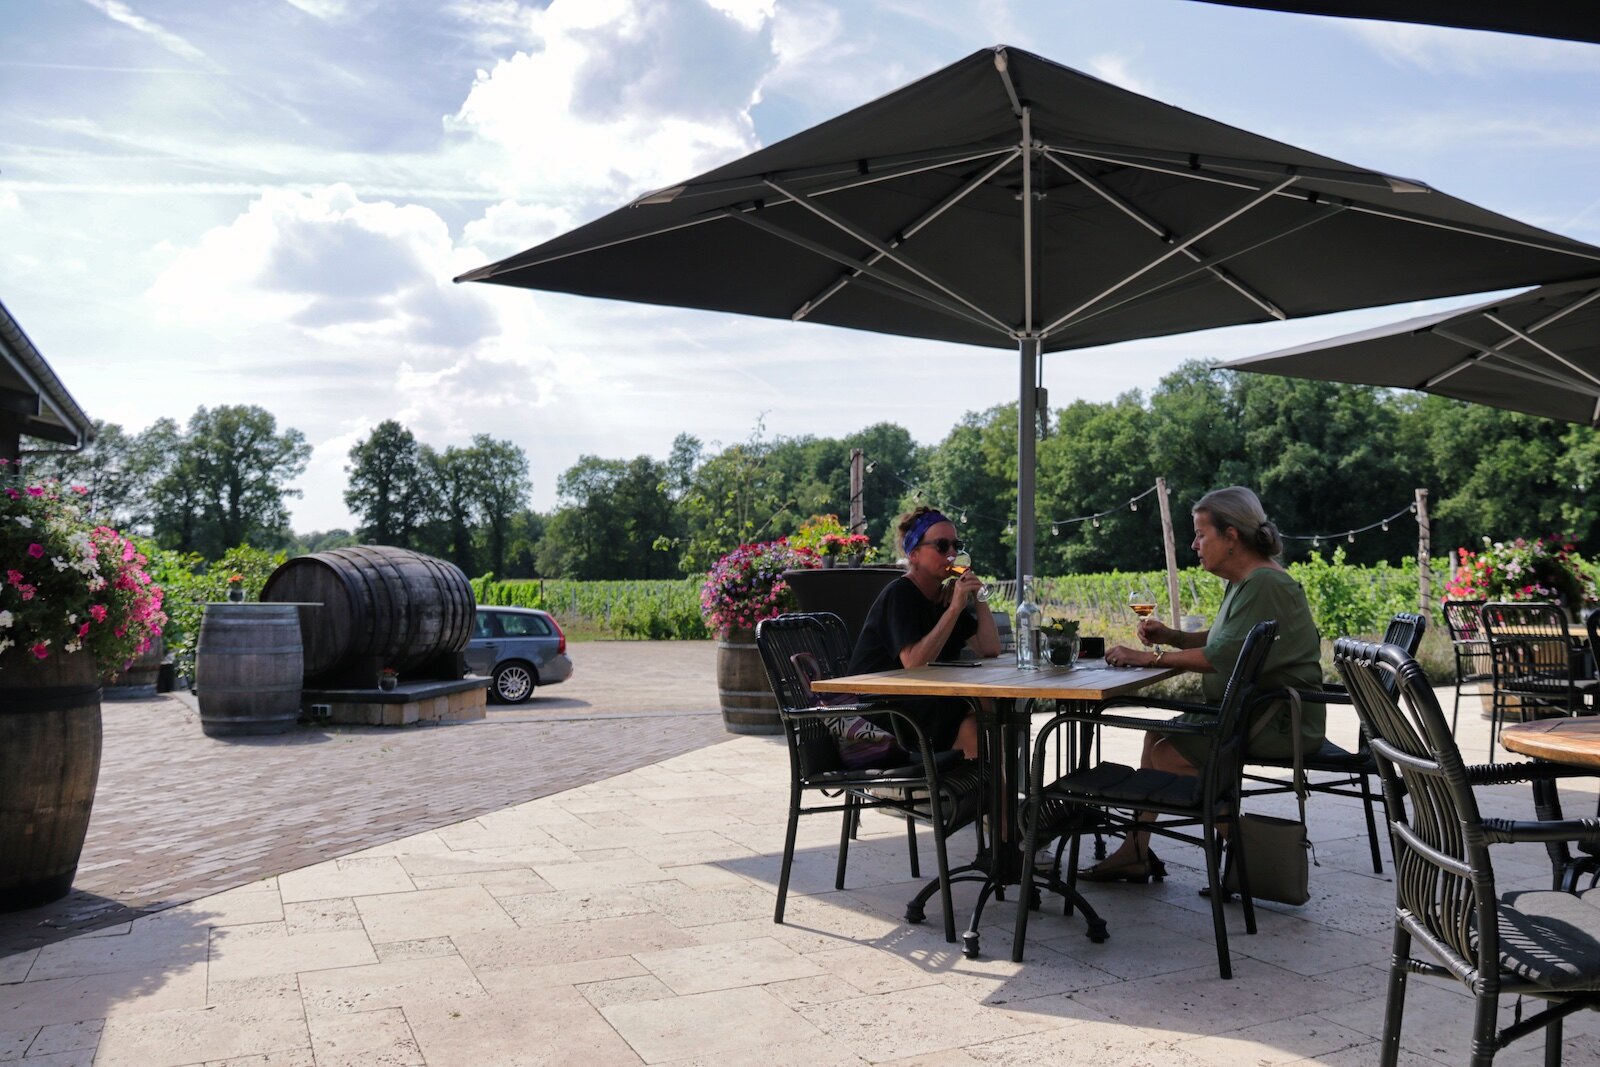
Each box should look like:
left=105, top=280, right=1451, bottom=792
left=30, top=643, right=49, bottom=659
left=25, top=486, right=44, bottom=497
left=27, top=543, right=44, bottom=559
left=71, top=484, right=88, bottom=495
left=89, top=604, right=108, bottom=622
left=3, top=488, right=16, bottom=500
left=78, top=623, right=91, bottom=637
left=6, top=569, right=20, bottom=585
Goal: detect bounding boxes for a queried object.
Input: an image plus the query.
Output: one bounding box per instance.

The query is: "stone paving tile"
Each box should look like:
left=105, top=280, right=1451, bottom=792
left=3, top=672, right=1600, bottom=1065
left=0, top=641, right=727, bottom=957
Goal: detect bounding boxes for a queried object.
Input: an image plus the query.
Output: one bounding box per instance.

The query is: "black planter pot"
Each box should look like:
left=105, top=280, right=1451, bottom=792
left=783, top=566, right=904, bottom=645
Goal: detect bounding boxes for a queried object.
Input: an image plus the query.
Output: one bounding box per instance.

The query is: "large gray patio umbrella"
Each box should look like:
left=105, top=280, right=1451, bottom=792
left=457, top=45, right=1600, bottom=585
left=1224, top=277, right=1600, bottom=425
left=1185, top=2, right=1600, bottom=45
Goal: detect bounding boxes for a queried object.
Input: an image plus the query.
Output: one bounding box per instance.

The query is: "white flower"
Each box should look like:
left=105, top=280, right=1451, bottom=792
left=64, top=639, right=82, bottom=653
left=14, top=515, right=30, bottom=528
left=0, top=610, right=12, bottom=629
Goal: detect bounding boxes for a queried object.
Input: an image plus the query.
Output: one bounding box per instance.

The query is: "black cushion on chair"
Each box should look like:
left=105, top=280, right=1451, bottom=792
left=1495, top=887, right=1600, bottom=991
left=1098, top=768, right=1203, bottom=807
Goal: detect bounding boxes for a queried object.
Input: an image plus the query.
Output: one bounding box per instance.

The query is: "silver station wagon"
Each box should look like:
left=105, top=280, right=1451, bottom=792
left=466, top=606, right=573, bottom=703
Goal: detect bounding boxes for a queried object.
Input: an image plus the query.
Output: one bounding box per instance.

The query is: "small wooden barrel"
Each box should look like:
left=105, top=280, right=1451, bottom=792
left=718, top=628, right=779, bottom=735
left=0, top=650, right=103, bottom=911
left=261, top=546, right=474, bottom=682
left=196, top=603, right=304, bottom=737
left=102, top=635, right=165, bottom=699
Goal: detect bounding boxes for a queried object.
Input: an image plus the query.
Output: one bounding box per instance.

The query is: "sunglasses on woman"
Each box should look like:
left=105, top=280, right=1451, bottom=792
left=921, top=538, right=965, bottom=553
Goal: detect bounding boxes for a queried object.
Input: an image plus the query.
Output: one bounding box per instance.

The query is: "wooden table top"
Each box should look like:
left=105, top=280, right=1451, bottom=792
left=809, top=659, right=1177, bottom=701
left=1499, top=718, right=1600, bottom=769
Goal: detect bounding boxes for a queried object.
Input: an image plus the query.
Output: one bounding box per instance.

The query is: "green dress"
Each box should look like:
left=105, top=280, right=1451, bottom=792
left=1167, top=566, right=1324, bottom=764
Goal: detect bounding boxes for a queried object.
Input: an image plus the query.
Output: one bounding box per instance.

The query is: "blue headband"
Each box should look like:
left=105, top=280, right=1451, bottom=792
left=903, top=511, right=950, bottom=555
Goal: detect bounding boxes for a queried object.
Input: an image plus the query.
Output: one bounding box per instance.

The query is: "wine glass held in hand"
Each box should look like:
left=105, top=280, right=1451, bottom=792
left=946, top=550, right=991, bottom=602
left=1129, top=588, right=1157, bottom=636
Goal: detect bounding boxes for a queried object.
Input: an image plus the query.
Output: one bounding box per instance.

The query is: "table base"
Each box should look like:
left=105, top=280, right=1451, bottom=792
left=902, top=846, right=1109, bottom=957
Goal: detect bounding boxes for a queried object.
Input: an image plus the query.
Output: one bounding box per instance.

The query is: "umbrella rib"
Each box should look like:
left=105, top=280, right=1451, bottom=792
left=1044, top=141, right=1430, bottom=194
left=1423, top=289, right=1600, bottom=390
left=1427, top=325, right=1600, bottom=395
left=1046, top=143, right=1600, bottom=266
left=1482, top=311, right=1600, bottom=390
left=722, top=207, right=1012, bottom=337
left=763, top=175, right=1013, bottom=334
left=629, top=143, right=1018, bottom=208
left=1042, top=175, right=1298, bottom=336
left=1043, top=149, right=1286, bottom=321
left=792, top=152, right=1018, bottom=324
left=454, top=214, right=726, bottom=281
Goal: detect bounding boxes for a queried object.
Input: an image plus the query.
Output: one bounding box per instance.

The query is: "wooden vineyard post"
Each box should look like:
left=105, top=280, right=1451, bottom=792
left=1157, top=478, right=1182, bottom=628
left=1416, top=487, right=1431, bottom=617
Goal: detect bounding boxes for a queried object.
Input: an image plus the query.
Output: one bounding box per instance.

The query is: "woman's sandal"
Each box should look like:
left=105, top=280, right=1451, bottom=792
left=1079, top=848, right=1168, bottom=884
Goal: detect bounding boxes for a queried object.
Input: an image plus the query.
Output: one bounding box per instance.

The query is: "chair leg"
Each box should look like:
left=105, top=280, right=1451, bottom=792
left=1452, top=680, right=1463, bottom=735
left=1379, top=926, right=1409, bottom=1067
left=1203, top=821, right=1235, bottom=980
left=1468, top=992, right=1499, bottom=1067
left=1359, top=773, right=1385, bottom=874
left=905, top=814, right=921, bottom=879
left=1544, top=1016, right=1562, bottom=1067
left=836, top=796, right=855, bottom=891
left=928, top=784, right=958, bottom=944
left=775, top=788, right=802, bottom=925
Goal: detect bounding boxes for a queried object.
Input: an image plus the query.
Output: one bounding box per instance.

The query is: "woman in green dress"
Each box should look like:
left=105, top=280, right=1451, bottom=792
left=1087, top=486, right=1322, bottom=883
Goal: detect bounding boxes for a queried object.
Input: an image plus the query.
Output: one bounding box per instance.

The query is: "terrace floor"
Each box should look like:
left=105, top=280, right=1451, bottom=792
left=2, top=643, right=1597, bottom=1065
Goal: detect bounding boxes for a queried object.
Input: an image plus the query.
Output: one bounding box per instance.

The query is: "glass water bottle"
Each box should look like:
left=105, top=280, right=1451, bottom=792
left=1015, top=575, right=1041, bottom=671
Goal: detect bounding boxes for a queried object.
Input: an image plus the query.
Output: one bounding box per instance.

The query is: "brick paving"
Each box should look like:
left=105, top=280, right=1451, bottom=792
left=0, top=641, right=745, bottom=956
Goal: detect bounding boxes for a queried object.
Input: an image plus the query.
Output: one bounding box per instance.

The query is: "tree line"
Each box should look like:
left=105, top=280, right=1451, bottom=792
left=26, top=361, right=1600, bottom=581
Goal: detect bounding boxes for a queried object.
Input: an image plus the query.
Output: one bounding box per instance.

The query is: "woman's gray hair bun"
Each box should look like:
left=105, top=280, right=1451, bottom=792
left=1193, top=486, right=1282, bottom=560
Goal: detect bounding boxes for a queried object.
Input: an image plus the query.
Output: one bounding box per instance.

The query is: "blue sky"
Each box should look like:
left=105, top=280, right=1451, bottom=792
left=3, top=0, right=1598, bottom=531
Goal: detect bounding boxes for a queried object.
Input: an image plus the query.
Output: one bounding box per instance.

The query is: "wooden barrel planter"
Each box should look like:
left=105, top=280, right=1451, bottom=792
left=718, top=628, right=780, bottom=735
left=0, top=649, right=103, bottom=911
left=261, top=545, right=474, bottom=685
left=196, top=603, right=304, bottom=737
left=101, top=634, right=164, bottom=699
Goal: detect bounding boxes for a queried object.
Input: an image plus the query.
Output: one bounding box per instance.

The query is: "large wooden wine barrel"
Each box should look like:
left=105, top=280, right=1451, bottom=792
left=718, top=628, right=780, bottom=735
left=261, top=546, right=474, bottom=683
left=0, top=649, right=103, bottom=911
left=196, top=603, right=304, bottom=736
left=102, top=634, right=164, bottom=699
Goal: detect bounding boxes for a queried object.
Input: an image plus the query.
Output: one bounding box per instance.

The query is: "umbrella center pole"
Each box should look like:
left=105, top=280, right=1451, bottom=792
left=1016, top=336, right=1040, bottom=591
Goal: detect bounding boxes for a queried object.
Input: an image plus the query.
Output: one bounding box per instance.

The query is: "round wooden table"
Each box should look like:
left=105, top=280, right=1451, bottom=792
left=1499, top=718, right=1600, bottom=769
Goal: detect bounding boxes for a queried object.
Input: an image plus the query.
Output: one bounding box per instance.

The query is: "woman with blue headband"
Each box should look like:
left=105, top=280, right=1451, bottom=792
left=846, top=505, right=1001, bottom=757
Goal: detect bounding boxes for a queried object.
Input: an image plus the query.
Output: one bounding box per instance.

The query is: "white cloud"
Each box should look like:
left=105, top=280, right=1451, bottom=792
left=79, top=0, right=213, bottom=66
left=1348, top=21, right=1600, bottom=74
left=446, top=0, right=772, bottom=205
left=1085, top=52, right=1156, bottom=98
left=462, top=199, right=576, bottom=259
left=146, top=183, right=498, bottom=350
left=705, top=0, right=775, bottom=32
left=282, top=0, right=352, bottom=19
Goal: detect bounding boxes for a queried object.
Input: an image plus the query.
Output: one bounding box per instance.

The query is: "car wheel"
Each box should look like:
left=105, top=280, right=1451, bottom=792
left=491, top=662, right=536, bottom=704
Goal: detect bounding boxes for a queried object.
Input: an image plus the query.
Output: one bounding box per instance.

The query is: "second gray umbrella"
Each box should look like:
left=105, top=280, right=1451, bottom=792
left=1225, top=277, right=1600, bottom=426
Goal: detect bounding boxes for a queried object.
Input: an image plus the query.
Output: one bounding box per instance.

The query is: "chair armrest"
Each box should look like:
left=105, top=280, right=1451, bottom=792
left=1465, top=762, right=1599, bottom=786
left=784, top=703, right=887, bottom=721
left=1483, top=818, right=1600, bottom=847
left=1095, top=695, right=1220, bottom=717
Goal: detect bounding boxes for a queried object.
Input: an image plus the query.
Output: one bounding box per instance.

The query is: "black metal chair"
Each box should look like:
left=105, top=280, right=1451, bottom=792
left=1443, top=599, right=1493, bottom=733
left=1012, top=620, right=1279, bottom=978
left=1241, top=612, right=1427, bottom=875
left=1480, top=601, right=1598, bottom=762
left=754, top=612, right=976, bottom=943
left=1334, top=638, right=1600, bottom=1067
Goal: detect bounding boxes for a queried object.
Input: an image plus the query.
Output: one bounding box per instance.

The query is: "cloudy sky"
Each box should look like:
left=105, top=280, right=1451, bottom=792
left=4, top=0, right=1599, bottom=531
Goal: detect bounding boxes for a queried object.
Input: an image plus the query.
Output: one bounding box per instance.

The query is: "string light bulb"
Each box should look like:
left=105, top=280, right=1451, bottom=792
left=1347, top=532, right=1356, bottom=543
left=864, top=461, right=876, bottom=473
left=1092, top=516, right=1101, bottom=529
left=1004, top=521, right=1014, bottom=536
left=1130, top=501, right=1139, bottom=512
left=959, top=510, right=968, bottom=524
left=1381, top=521, right=1389, bottom=532
left=1313, top=536, right=1321, bottom=547
left=1051, top=523, right=1059, bottom=536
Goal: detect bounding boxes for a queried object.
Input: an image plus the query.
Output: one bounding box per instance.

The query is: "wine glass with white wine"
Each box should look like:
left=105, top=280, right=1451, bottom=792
left=1129, top=588, right=1158, bottom=647
left=947, top=550, right=990, bottom=602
